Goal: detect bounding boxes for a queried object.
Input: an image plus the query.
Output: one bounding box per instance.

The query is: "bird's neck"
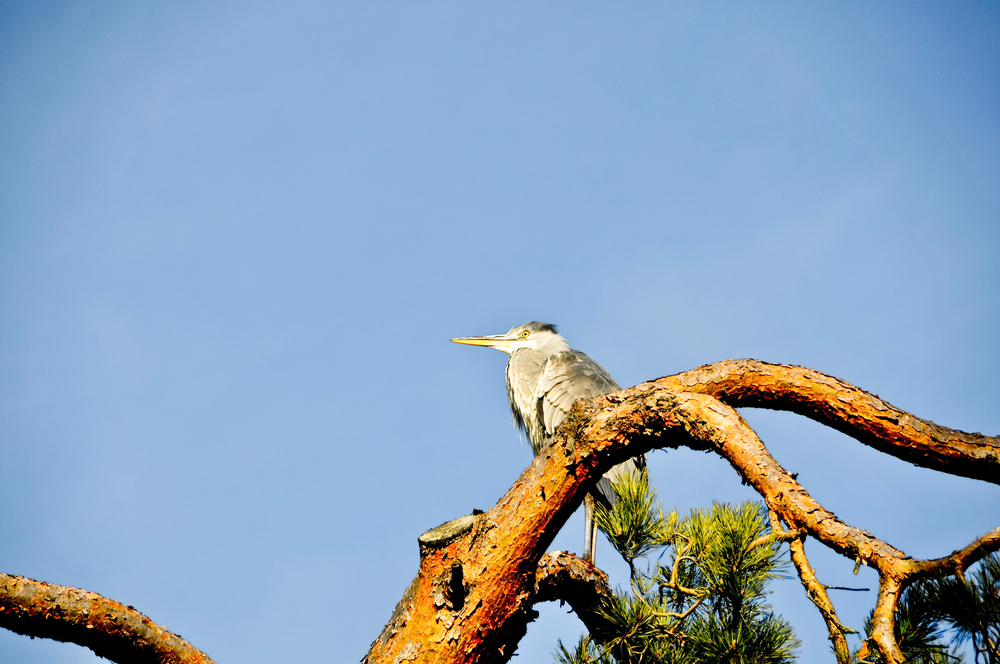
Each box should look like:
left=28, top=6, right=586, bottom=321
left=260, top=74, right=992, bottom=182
left=535, top=337, right=571, bottom=356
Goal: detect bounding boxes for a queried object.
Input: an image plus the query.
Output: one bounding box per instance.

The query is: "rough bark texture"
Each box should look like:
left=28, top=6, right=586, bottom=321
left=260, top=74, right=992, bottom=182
left=649, top=359, right=1000, bottom=484
left=365, top=362, right=999, bottom=664
left=533, top=550, right=611, bottom=632
left=362, top=429, right=605, bottom=664
left=786, top=537, right=853, bottom=664
left=3, top=361, right=996, bottom=663
left=0, top=573, right=215, bottom=664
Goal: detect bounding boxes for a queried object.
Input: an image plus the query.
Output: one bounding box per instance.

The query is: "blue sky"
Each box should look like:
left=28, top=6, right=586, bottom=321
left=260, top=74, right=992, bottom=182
left=1, top=2, right=998, bottom=662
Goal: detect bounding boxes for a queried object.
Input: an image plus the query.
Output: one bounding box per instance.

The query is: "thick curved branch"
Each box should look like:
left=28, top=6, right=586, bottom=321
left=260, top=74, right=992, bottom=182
left=366, top=367, right=999, bottom=664
left=0, top=573, right=215, bottom=664
left=648, top=359, right=1000, bottom=484
left=580, top=389, right=1000, bottom=663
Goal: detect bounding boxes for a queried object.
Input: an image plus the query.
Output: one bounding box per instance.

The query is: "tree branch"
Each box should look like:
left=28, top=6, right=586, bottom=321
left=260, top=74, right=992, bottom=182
left=909, top=526, right=1000, bottom=578
left=572, top=385, right=999, bottom=663
left=785, top=535, right=855, bottom=664
left=870, top=575, right=905, bottom=664
left=0, top=573, right=215, bottom=664
left=597, top=389, right=997, bottom=663
left=534, top=551, right=612, bottom=638
left=648, top=359, right=1000, bottom=484
left=8, top=361, right=993, bottom=662
left=360, top=360, right=998, bottom=664
left=764, top=508, right=855, bottom=663
left=747, top=522, right=807, bottom=552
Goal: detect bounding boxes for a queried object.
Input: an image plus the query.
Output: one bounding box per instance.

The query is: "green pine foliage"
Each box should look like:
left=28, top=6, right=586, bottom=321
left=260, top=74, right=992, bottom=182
left=854, top=587, right=962, bottom=664
left=559, top=469, right=799, bottom=664
left=555, top=635, right=615, bottom=664
left=919, top=553, right=1000, bottom=664
left=556, top=470, right=996, bottom=664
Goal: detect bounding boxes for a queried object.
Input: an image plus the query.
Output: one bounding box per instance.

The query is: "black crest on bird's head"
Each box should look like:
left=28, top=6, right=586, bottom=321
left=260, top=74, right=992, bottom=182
left=514, top=321, right=557, bottom=335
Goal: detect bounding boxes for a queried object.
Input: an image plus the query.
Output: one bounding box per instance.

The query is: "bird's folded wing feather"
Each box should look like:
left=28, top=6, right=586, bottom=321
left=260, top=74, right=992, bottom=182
left=536, top=350, right=646, bottom=507
left=535, top=350, right=620, bottom=436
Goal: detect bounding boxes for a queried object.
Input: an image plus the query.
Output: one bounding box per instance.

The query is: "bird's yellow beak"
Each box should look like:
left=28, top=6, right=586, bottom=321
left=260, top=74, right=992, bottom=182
left=451, top=334, right=517, bottom=350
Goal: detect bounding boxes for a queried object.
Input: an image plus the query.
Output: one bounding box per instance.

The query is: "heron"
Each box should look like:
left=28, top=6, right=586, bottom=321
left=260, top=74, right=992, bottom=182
left=452, top=321, right=646, bottom=563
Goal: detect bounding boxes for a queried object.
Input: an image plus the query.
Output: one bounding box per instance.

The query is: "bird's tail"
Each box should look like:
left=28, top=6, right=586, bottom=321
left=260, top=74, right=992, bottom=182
left=593, top=455, right=647, bottom=507
left=594, top=476, right=617, bottom=508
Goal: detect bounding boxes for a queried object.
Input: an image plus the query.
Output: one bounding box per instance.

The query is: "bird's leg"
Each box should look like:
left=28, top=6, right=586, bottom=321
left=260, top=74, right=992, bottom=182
left=583, top=493, right=597, bottom=564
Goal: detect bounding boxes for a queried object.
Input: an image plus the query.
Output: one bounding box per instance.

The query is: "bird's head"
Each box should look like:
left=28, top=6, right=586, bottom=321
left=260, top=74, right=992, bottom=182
left=451, top=321, right=569, bottom=355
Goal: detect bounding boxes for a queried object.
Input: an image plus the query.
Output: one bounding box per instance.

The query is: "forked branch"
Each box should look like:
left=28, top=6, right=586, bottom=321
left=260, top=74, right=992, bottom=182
left=365, top=361, right=997, bottom=664
left=2, top=361, right=993, bottom=664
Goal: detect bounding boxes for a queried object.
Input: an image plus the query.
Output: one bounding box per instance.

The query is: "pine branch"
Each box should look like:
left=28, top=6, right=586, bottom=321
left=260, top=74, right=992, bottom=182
left=647, top=359, right=1000, bottom=485
left=0, top=573, right=215, bottom=664
left=366, top=361, right=998, bottom=664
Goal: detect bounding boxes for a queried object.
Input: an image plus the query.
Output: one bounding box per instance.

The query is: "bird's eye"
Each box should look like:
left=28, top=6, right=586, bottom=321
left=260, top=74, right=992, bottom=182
left=521, top=330, right=530, bottom=339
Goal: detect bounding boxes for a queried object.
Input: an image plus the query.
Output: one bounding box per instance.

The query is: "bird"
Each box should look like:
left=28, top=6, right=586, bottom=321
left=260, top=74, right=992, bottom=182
left=451, top=321, right=646, bottom=563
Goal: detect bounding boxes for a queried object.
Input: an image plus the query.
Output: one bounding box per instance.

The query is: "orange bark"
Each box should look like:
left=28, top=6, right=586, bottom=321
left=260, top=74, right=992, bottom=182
left=365, top=362, right=999, bottom=664
left=2, top=361, right=995, bottom=664
left=0, top=573, right=215, bottom=664
left=648, top=359, right=1000, bottom=484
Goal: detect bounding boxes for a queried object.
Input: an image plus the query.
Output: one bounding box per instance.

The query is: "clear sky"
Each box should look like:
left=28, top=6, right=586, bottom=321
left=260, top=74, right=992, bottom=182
left=1, top=2, right=998, bottom=662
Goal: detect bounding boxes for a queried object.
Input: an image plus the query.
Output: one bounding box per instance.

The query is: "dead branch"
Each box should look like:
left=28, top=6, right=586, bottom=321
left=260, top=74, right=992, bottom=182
left=0, top=573, right=215, bottom=664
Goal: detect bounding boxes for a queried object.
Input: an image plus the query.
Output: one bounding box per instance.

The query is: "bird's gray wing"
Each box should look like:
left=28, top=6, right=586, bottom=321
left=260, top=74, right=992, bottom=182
left=536, top=351, right=646, bottom=507
left=535, top=350, right=620, bottom=437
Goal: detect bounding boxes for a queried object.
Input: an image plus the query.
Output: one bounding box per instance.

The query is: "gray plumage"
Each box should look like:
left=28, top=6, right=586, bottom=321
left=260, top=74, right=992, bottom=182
left=453, top=321, right=646, bottom=507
